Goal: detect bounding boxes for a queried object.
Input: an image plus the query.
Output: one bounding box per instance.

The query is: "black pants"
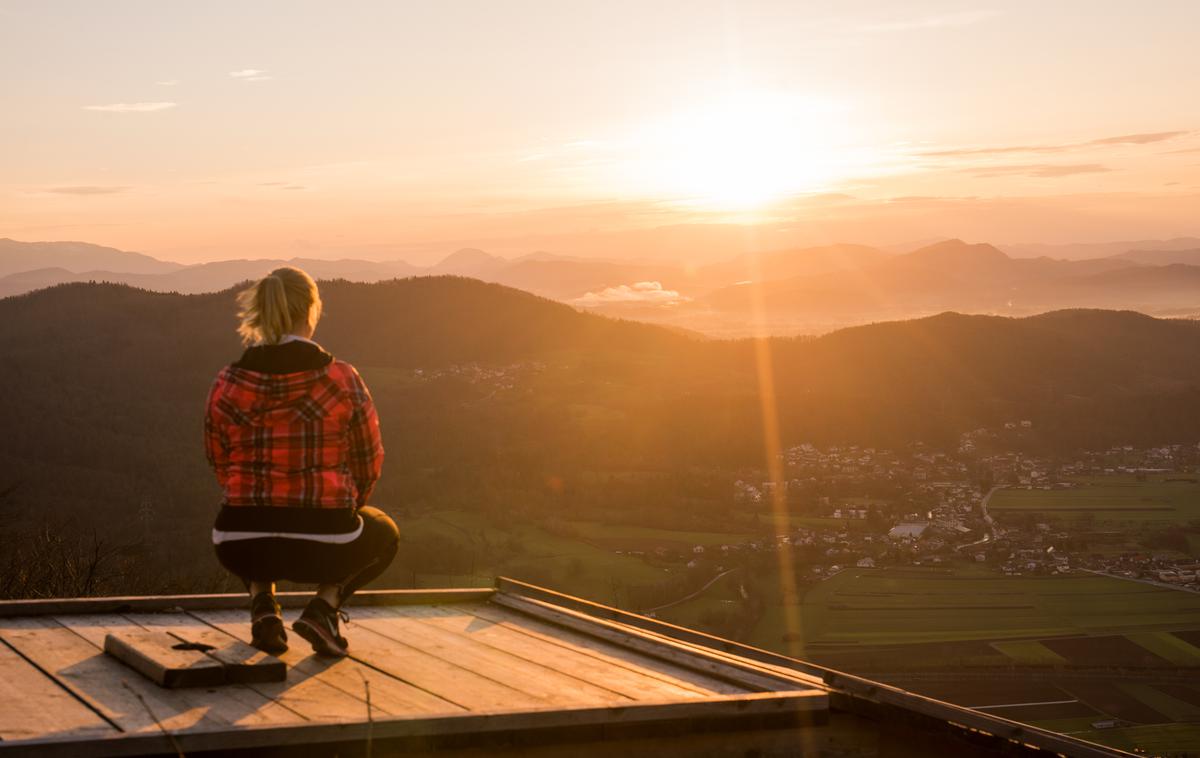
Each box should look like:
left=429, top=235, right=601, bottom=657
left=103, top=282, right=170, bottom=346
left=214, top=506, right=399, bottom=604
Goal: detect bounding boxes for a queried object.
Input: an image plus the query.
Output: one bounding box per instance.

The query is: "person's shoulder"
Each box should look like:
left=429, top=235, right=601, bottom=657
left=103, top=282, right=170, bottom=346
left=327, top=359, right=367, bottom=387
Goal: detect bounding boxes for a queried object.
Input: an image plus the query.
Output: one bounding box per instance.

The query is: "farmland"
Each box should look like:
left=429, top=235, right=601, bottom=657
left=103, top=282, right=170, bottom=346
left=988, top=475, right=1200, bottom=530
left=747, top=565, right=1200, bottom=655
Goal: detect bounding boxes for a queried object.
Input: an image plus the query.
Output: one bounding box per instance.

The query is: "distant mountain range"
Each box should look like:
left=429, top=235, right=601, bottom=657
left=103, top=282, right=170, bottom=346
left=696, top=239, right=1199, bottom=318
left=3, top=236, right=1200, bottom=336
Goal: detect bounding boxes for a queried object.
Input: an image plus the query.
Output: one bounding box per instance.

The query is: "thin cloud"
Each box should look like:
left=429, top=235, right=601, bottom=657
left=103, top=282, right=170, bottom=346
left=968, top=163, right=1112, bottom=178
left=230, top=69, right=272, bottom=81
left=925, top=130, right=1188, bottom=158
left=156, top=79, right=180, bottom=87
left=82, top=102, right=177, bottom=112
left=861, top=10, right=999, bottom=33
left=45, top=186, right=129, bottom=195
left=575, top=281, right=689, bottom=307
left=1088, top=131, right=1188, bottom=146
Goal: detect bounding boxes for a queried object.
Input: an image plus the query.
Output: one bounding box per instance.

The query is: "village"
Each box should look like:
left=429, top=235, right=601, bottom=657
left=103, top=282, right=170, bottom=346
left=715, top=423, right=1200, bottom=592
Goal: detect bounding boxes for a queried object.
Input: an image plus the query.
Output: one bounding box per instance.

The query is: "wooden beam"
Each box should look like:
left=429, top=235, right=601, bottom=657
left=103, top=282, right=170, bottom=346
left=103, top=630, right=225, bottom=689
left=0, top=588, right=494, bottom=617
left=491, top=594, right=814, bottom=693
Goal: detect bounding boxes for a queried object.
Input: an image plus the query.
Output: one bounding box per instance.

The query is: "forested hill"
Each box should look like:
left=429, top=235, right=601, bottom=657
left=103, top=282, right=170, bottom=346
left=3, top=277, right=1200, bottom=590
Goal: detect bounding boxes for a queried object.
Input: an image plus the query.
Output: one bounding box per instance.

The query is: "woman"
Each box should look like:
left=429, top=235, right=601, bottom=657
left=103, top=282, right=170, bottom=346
left=204, top=267, right=399, bottom=657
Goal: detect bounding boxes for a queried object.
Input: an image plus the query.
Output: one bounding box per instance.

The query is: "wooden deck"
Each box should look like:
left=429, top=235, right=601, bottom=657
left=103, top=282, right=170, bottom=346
left=0, top=583, right=826, bottom=757
left=0, top=579, right=1134, bottom=757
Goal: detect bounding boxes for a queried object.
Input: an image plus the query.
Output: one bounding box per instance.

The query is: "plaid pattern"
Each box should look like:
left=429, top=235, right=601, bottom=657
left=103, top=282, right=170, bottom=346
left=205, top=360, right=383, bottom=510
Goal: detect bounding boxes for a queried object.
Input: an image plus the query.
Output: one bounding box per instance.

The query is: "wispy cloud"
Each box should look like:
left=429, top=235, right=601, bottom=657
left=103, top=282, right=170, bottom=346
left=575, top=281, right=689, bottom=307
left=257, top=181, right=307, bottom=190
left=230, top=69, right=272, bottom=81
left=968, top=163, right=1112, bottom=178
left=861, top=10, right=999, bottom=33
left=45, top=185, right=130, bottom=195
left=925, top=130, right=1188, bottom=158
left=82, top=102, right=177, bottom=112
left=156, top=79, right=179, bottom=87
left=1089, top=131, right=1189, bottom=146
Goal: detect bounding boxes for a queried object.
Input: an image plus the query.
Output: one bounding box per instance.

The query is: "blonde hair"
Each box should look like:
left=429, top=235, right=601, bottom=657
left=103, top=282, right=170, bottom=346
left=236, top=266, right=323, bottom=345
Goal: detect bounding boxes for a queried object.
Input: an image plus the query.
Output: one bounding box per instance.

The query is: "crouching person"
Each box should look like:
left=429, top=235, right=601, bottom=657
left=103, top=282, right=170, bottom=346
left=204, top=266, right=398, bottom=657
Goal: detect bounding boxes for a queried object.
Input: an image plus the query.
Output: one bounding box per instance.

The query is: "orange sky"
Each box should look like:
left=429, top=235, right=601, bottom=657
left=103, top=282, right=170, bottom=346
left=1, top=0, right=1198, bottom=263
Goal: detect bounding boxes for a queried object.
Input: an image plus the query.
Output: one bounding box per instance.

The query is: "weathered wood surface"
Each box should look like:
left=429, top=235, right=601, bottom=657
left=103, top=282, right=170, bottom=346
left=121, top=611, right=367, bottom=721
left=364, top=603, right=742, bottom=700
left=301, top=608, right=555, bottom=712
left=0, top=615, right=302, bottom=734
left=192, top=608, right=465, bottom=717
left=0, top=587, right=494, bottom=617
left=103, top=629, right=224, bottom=688
left=453, top=601, right=746, bottom=695
left=0, top=579, right=1128, bottom=758
left=0, top=638, right=117, bottom=742
left=2, top=689, right=828, bottom=758
left=350, top=605, right=637, bottom=706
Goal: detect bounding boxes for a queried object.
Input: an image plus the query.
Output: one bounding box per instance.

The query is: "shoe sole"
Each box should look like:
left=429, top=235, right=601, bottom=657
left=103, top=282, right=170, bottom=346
left=250, top=615, right=288, bottom=655
left=293, top=618, right=349, bottom=658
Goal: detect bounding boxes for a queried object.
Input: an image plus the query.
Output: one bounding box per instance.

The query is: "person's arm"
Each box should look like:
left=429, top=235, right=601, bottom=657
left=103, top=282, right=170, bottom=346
left=346, top=367, right=384, bottom=507
left=204, top=375, right=231, bottom=488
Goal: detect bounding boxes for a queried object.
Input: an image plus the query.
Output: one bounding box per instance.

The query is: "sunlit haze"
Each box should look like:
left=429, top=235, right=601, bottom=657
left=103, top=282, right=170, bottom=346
left=2, top=0, right=1198, bottom=263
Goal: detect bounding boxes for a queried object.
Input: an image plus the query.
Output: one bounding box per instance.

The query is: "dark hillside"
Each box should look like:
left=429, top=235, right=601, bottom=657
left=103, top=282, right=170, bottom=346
left=4, top=280, right=1200, bottom=595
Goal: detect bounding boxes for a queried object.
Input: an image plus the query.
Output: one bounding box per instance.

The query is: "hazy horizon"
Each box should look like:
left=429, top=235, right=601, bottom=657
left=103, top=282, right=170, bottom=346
left=2, top=0, right=1199, bottom=264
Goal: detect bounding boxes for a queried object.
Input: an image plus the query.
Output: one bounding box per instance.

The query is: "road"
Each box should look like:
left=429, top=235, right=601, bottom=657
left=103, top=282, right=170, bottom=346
left=1076, top=567, right=1200, bottom=594
left=956, top=485, right=1000, bottom=552
left=644, top=568, right=739, bottom=613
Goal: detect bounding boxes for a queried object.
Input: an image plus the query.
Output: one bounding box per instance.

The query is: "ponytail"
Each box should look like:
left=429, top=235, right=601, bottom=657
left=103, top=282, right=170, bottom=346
left=236, top=266, right=322, bottom=345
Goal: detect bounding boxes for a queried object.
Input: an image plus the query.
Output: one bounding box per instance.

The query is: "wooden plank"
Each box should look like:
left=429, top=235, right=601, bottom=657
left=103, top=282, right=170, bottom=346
left=122, top=612, right=366, bottom=722
left=117, top=614, right=284, bottom=684
left=0, top=588, right=494, bottom=617
left=1, top=688, right=828, bottom=758
left=350, top=606, right=635, bottom=706
left=0, top=616, right=302, bottom=734
left=458, top=602, right=748, bottom=696
left=192, top=608, right=465, bottom=718
left=287, top=610, right=553, bottom=712
left=497, top=577, right=832, bottom=679
left=0, top=638, right=116, bottom=742
left=103, top=630, right=224, bottom=688
left=200, top=640, right=286, bottom=685
left=365, top=604, right=727, bottom=702
left=492, top=594, right=810, bottom=692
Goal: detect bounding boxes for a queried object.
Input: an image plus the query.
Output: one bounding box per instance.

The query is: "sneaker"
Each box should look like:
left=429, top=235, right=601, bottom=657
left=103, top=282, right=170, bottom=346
left=293, top=597, right=350, bottom=658
left=250, top=591, right=288, bottom=654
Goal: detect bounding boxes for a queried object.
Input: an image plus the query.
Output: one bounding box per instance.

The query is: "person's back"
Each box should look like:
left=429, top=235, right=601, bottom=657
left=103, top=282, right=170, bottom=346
left=205, top=266, right=398, bottom=657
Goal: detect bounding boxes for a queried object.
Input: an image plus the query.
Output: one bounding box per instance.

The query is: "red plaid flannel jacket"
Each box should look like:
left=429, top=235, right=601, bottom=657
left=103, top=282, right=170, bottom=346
left=205, top=359, right=383, bottom=512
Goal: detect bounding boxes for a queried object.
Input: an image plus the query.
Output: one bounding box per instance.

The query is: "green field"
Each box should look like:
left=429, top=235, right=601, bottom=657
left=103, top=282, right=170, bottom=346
left=564, top=520, right=751, bottom=548
left=398, top=510, right=674, bottom=603
left=1078, top=723, right=1200, bottom=756
left=747, top=565, right=1200, bottom=653
left=989, top=476, right=1200, bottom=528
left=991, top=640, right=1069, bottom=665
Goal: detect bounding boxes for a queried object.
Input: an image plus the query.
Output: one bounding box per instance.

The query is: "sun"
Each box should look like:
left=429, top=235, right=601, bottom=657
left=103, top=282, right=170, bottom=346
left=627, top=91, right=856, bottom=211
